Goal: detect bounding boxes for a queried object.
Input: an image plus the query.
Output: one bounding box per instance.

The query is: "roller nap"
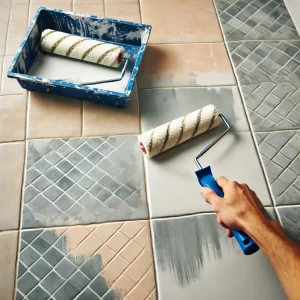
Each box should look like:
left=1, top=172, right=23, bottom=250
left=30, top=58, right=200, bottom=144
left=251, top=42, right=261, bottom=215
left=41, top=29, right=125, bottom=68
left=139, top=104, right=220, bottom=158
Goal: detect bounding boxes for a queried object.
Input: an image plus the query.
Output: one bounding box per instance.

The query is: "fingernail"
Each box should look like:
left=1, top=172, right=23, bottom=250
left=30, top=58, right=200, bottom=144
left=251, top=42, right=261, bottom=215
left=200, top=187, right=209, bottom=197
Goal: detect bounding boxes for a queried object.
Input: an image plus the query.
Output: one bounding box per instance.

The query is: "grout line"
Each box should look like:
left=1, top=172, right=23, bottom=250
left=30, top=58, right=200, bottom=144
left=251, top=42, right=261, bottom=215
left=0, top=139, right=25, bottom=144
left=4, top=0, right=13, bottom=55
left=227, top=39, right=300, bottom=43
left=275, top=204, right=300, bottom=209
left=254, top=128, right=300, bottom=134
left=138, top=0, right=143, bottom=23
left=138, top=83, right=239, bottom=90
left=148, top=40, right=228, bottom=45
left=80, top=100, right=83, bottom=137
left=103, top=0, right=106, bottom=17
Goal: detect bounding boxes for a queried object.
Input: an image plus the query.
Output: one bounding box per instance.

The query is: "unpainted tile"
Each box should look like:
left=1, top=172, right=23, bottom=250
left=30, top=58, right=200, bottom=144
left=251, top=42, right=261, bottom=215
left=0, top=142, right=25, bottom=230
left=277, top=206, right=300, bottom=242
left=73, top=0, right=104, bottom=16
left=151, top=213, right=286, bottom=300
left=140, top=0, right=222, bottom=43
left=255, top=131, right=300, bottom=205
left=284, top=0, right=300, bottom=33
left=16, top=221, right=156, bottom=299
left=105, top=0, right=141, bottom=22
left=0, top=0, right=11, bottom=56
left=0, top=94, right=27, bottom=142
left=138, top=43, right=235, bottom=88
left=0, top=231, right=19, bottom=300
left=83, top=85, right=140, bottom=136
left=27, top=92, right=82, bottom=139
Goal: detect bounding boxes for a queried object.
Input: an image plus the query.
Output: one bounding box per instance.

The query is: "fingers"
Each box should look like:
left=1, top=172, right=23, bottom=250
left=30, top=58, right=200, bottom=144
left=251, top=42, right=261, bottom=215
left=216, top=176, right=229, bottom=189
left=201, top=187, right=223, bottom=213
left=226, top=228, right=233, bottom=238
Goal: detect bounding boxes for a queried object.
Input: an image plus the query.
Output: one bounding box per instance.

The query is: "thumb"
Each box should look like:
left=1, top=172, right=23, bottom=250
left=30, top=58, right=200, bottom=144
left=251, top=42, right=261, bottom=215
left=200, top=187, right=222, bottom=211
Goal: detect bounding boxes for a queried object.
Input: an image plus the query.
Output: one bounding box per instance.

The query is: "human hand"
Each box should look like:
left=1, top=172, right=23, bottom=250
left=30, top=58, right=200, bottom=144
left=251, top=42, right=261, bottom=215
left=200, top=177, right=270, bottom=237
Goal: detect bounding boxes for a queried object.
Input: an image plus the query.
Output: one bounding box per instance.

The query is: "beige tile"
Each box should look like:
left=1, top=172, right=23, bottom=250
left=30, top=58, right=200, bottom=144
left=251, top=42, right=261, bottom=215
left=12, top=0, right=29, bottom=4
left=138, top=43, right=236, bottom=88
left=83, top=86, right=140, bottom=136
left=27, top=91, right=82, bottom=139
left=125, top=284, right=149, bottom=300
left=105, top=0, right=141, bottom=22
left=0, top=231, right=18, bottom=300
left=107, top=232, right=129, bottom=253
left=113, top=275, right=135, bottom=296
left=74, top=0, right=104, bottom=16
left=140, top=0, right=222, bottom=43
left=0, top=0, right=11, bottom=56
left=93, top=223, right=122, bottom=243
left=120, top=221, right=145, bottom=239
left=0, top=57, right=4, bottom=92
left=6, top=4, right=29, bottom=55
left=103, top=255, right=129, bottom=285
left=119, top=240, right=143, bottom=262
left=0, top=94, right=27, bottom=142
left=1, top=56, right=26, bottom=95
left=0, top=142, right=25, bottom=230
left=96, top=244, right=116, bottom=267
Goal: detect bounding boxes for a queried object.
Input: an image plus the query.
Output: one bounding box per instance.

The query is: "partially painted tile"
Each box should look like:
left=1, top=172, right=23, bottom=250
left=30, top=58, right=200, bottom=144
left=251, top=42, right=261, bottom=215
left=151, top=213, right=286, bottom=300
left=22, top=136, right=148, bottom=228
left=144, top=131, right=272, bottom=218
left=228, top=41, right=300, bottom=85
left=241, top=82, right=300, bottom=131
left=277, top=206, right=300, bottom=242
left=214, top=0, right=299, bottom=41
left=140, top=87, right=249, bottom=132
left=255, top=131, right=300, bottom=205
left=16, top=221, right=156, bottom=299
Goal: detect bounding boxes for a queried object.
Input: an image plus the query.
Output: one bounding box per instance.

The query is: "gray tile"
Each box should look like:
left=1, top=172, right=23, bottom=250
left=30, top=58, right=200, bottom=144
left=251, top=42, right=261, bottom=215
left=32, top=176, right=52, bottom=192
left=44, top=167, right=64, bottom=183
left=54, top=194, right=75, bottom=211
left=30, top=259, right=52, bottom=280
left=80, top=256, right=102, bottom=279
left=229, top=41, right=300, bottom=84
left=43, top=248, right=64, bottom=267
left=18, top=262, right=27, bottom=278
left=56, top=176, right=74, bottom=191
left=77, top=288, right=99, bottom=300
left=20, top=246, right=40, bottom=267
left=22, top=230, right=42, bottom=244
left=242, top=82, right=300, bottom=131
left=90, top=275, right=109, bottom=297
left=18, top=272, right=39, bottom=295
left=152, top=213, right=286, bottom=300
left=31, top=236, right=51, bottom=254
left=26, top=168, right=42, bottom=185
left=277, top=206, right=300, bottom=242
left=55, top=259, right=77, bottom=280
left=255, top=131, right=300, bottom=205
left=24, top=186, right=39, bottom=204
left=27, top=286, right=49, bottom=300
left=43, top=186, right=64, bottom=202
left=41, top=271, right=64, bottom=294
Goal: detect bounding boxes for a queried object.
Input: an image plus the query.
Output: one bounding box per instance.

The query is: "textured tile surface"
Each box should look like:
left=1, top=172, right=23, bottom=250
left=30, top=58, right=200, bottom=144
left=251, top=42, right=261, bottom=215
left=277, top=206, right=300, bottom=242
left=16, top=221, right=156, bottom=299
left=228, top=41, right=300, bottom=84
left=140, top=0, right=222, bottom=43
left=0, top=0, right=10, bottom=56
left=83, top=86, right=140, bottom=136
left=0, top=231, right=19, bottom=300
left=241, top=82, right=300, bottom=131
left=151, top=213, right=286, bottom=300
left=256, top=131, right=300, bottom=205
left=145, top=132, right=272, bottom=218
left=27, top=92, right=82, bottom=139
left=73, top=0, right=104, bottom=16
left=0, top=142, right=25, bottom=230
left=140, top=86, right=249, bottom=132
left=215, top=0, right=299, bottom=41
left=138, top=43, right=236, bottom=88
left=105, top=0, right=141, bottom=22
left=22, top=136, right=148, bottom=228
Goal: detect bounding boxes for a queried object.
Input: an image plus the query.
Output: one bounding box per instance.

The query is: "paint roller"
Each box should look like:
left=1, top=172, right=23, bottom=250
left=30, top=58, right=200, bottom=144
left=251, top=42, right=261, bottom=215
left=139, top=105, right=259, bottom=255
left=40, top=29, right=125, bottom=68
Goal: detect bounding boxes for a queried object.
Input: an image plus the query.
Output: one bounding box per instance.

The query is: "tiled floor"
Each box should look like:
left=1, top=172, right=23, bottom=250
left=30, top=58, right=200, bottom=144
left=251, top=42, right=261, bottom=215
left=0, top=0, right=300, bottom=299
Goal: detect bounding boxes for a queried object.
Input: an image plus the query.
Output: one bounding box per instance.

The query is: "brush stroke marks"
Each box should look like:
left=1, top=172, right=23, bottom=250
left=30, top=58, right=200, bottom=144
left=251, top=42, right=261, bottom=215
left=152, top=214, right=239, bottom=288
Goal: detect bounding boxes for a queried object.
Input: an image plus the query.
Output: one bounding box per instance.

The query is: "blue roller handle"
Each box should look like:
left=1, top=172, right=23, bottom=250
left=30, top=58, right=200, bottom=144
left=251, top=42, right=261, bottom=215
left=195, top=166, right=259, bottom=255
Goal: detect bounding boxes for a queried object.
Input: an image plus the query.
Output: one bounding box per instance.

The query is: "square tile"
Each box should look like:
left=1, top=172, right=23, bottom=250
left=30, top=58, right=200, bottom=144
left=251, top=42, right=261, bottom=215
left=241, top=82, right=300, bottom=131
left=228, top=41, right=300, bottom=84
left=0, top=142, right=25, bottom=230
left=27, top=92, right=82, bottom=139
left=145, top=132, right=272, bottom=218
left=16, top=221, right=156, bottom=299
left=140, top=0, right=222, bottom=43
left=105, top=0, right=141, bottom=22
left=140, top=86, right=249, bottom=132
left=277, top=206, right=300, bottom=242
left=255, top=131, right=300, bottom=205
left=73, top=0, right=104, bottom=15
left=151, top=213, right=286, bottom=300
left=0, top=0, right=10, bottom=56
left=83, top=85, right=140, bottom=136
left=138, top=43, right=236, bottom=88
left=22, top=136, right=148, bottom=228
left=0, top=94, right=27, bottom=142
left=0, top=231, right=19, bottom=300
left=215, top=0, right=299, bottom=41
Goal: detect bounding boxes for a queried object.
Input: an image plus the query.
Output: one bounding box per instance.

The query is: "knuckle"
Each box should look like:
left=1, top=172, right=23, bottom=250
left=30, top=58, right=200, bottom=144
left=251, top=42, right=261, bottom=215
left=230, top=181, right=238, bottom=188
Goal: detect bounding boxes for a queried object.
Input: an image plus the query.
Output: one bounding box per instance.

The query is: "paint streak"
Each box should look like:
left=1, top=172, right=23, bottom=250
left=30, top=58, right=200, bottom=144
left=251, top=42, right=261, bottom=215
left=153, top=214, right=240, bottom=288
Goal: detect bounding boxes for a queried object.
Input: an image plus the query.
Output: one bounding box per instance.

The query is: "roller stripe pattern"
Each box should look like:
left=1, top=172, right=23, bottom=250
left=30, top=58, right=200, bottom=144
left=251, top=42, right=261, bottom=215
left=40, top=29, right=125, bottom=68
left=139, top=105, right=220, bottom=158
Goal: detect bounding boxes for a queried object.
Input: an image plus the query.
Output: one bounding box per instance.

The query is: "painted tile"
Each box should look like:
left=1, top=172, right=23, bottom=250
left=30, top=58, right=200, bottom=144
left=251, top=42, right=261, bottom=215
left=140, top=86, right=249, bottom=132
left=215, top=0, right=299, bottom=41
left=22, top=136, right=148, bottom=228
left=16, top=221, right=156, bottom=299
left=0, top=142, right=25, bottom=230
left=0, top=0, right=10, bottom=56
left=5, top=3, right=29, bottom=56
left=241, top=82, right=300, bottom=131
left=73, top=0, right=104, bottom=16
left=105, top=0, right=141, bottom=23
left=138, top=44, right=236, bottom=88
left=255, top=131, right=300, bottom=205
left=144, top=131, right=272, bottom=218
left=0, top=94, right=27, bottom=142
left=277, top=206, right=300, bottom=242
left=151, top=213, right=286, bottom=300
left=0, top=231, right=19, bottom=300
left=83, top=85, right=140, bottom=136
left=140, top=0, right=222, bottom=43
left=27, top=92, right=82, bottom=139
left=228, top=41, right=300, bottom=85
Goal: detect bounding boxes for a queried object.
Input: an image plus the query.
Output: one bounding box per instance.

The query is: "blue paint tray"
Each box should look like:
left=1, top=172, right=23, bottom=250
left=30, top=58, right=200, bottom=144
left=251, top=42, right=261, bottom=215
left=7, top=7, right=151, bottom=107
